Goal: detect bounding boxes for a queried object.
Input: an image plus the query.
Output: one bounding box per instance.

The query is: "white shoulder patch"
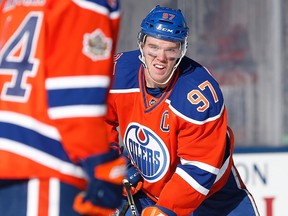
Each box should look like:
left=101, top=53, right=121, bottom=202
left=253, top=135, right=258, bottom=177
left=82, top=29, right=112, bottom=61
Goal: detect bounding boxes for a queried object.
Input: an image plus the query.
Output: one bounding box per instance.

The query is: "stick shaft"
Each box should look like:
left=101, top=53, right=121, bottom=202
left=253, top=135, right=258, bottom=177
left=123, top=179, right=138, bottom=216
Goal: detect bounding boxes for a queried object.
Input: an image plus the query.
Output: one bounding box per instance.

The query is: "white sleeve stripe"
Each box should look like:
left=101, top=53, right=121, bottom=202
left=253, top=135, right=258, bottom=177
left=180, top=158, right=219, bottom=175
left=110, top=10, right=121, bottom=19
left=109, top=88, right=140, bottom=93
left=48, top=105, right=106, bottom=119
left=215, top=156, right=230, bottom=182
left=0, top=111, right=60, bottom=140
left=166, top=99, right=224, bottom=125
left=176, top=167, right=209, bottom=195
left=231, top=165, right=242, bottom=189
left=72, top=0, right=120, bottom=19
left=48, top=178, right=60, bottom=216
left=27, top=179, right=39, bottom=216
left=46, top=76, right=110, bottom=89
left=0, top=139, right=85, bottom=179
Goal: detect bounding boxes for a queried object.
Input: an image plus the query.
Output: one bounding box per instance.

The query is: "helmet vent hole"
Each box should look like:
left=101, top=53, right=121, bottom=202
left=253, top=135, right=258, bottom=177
left=160, top=20, right=173, bottom=25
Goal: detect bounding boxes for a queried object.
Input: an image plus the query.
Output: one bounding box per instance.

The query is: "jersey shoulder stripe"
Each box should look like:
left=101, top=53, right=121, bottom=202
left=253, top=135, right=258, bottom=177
left=112, top=50, right=141, bottom=90
left=73, top=0, right=121, bottom=19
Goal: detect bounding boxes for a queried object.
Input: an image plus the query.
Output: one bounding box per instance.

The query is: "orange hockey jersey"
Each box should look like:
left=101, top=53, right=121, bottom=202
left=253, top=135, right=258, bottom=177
left=0, top=0, right=120, bottom=188
left=106, top=50, right=235, bottom=215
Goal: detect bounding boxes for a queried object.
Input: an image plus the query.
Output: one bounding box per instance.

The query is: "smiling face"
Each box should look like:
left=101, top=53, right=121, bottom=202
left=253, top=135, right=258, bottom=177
left=141, top=36, right=182, bottom=88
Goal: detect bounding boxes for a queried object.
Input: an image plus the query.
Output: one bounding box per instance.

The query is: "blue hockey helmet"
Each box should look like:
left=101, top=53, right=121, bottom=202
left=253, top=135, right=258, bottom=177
left=138, top=5, right=189, bottom=43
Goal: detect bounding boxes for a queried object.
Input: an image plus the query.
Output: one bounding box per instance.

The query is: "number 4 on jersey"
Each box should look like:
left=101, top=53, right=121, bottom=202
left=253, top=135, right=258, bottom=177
left=0, top=12, right=42, bottom=102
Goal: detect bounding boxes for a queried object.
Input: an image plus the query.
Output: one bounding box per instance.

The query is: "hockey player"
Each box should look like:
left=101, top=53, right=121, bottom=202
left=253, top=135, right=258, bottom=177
left=106, top=5, right=260, bottom=216
left=0, top=1, right=126, bottom=216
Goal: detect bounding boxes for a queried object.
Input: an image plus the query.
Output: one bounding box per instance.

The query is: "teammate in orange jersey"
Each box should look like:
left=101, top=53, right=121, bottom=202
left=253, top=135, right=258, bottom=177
left=106, top=5, right=260, bottom=216
left=0, top=1, right=126, bottom=216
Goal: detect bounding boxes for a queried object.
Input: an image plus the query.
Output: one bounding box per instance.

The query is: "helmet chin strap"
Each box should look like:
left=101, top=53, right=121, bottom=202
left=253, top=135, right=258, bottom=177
left=138, top=42, right=186, bottom=86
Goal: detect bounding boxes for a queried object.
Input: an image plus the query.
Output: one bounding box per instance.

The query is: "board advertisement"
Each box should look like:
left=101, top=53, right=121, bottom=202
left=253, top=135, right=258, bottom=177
left=234, top=150, right=288, bottom=216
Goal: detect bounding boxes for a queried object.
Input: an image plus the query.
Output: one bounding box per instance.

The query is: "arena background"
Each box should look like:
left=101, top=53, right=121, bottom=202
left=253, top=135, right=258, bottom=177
left=117, top=1, right=288, bottom=215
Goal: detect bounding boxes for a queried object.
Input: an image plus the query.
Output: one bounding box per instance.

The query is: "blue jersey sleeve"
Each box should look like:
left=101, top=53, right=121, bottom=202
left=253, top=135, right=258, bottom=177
left=112, top=50, right=142, bottom=90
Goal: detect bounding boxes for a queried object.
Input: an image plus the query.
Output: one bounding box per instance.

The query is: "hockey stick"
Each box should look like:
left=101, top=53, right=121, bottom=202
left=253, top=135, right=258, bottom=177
left=122, top=179, right=138, bottom=216
left=118, top=202, right=129, bottom=216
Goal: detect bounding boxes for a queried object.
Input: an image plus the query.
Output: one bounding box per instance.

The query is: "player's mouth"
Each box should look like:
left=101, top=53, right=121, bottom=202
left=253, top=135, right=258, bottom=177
left=154, top=64, right=166, bottom=70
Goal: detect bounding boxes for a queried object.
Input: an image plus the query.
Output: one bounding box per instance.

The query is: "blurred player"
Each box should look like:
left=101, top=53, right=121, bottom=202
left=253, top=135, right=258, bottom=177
left=106, top=5, right=260, bottom=216
left=0, top=0, right=126, bottom=216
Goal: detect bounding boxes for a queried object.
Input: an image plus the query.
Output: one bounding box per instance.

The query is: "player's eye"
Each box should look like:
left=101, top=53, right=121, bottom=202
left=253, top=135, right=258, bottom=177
left=149, top=45, right=159, bottom=51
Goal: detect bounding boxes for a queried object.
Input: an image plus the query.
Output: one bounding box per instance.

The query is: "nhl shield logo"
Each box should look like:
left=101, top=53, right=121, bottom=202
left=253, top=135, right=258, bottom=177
left=82, top=29, right=112, bottom=61
left=123, top=122, right=170, bottom=183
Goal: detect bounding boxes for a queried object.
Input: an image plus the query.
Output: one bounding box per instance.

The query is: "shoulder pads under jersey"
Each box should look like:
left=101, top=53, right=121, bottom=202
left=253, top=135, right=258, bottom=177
left=112, top=50, right=142, bottom=90
left=168, top=57, right=225, bottom=123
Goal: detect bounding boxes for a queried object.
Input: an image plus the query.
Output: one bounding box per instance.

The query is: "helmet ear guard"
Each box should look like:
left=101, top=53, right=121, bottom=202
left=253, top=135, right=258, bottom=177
left=137, top=32, right=146, bottom=44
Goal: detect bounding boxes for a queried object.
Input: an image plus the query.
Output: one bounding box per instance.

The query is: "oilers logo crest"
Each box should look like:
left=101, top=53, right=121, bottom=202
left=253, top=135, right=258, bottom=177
left=123, top=122, right=170, bottom=183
